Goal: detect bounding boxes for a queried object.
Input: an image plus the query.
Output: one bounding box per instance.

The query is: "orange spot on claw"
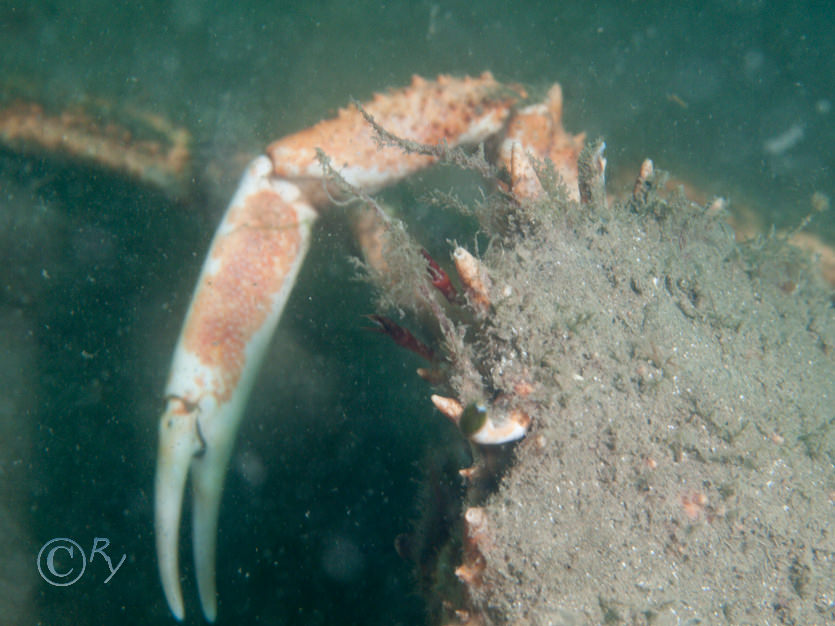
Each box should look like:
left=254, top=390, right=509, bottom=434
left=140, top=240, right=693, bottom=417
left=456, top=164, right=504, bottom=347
left=183, top=190, right=304, bottom=403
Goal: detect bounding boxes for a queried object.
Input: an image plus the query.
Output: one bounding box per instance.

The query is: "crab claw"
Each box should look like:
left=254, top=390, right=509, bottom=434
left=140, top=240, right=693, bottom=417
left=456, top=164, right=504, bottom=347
left=155, top=156, right=316, bottom=621
left=155, top=391, right=248, bottom=621
left=155, top=397, right=207, bottom=621
left=155, top=399, right=198, bottom=621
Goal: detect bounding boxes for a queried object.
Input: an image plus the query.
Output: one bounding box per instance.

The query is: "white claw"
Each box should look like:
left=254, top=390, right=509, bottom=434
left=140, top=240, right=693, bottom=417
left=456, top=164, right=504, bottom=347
left=155, top=398, right=202, bottom=622
left=191, top=411, right=240, bottom=623
left=155, top=392, right=249, bottom=622
left=155, top=156, right=316, bottom=621
left=155, top=384, right=259, bottom=621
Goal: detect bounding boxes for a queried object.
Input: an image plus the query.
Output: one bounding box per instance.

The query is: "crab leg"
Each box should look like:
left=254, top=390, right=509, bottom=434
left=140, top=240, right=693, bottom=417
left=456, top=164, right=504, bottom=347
left=155, top=156, right=317, bottom=621
left=155, top=73, right=521, bottom=622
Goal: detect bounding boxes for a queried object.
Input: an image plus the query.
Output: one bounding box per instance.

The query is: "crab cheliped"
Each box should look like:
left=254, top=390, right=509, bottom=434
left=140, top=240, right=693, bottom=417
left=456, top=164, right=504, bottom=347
left=154, top=73, right=835, bottom=623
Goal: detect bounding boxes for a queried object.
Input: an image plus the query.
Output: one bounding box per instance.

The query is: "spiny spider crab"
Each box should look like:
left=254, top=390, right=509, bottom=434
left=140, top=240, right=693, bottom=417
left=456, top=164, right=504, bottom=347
left=154, top=72, right=597, bottom=622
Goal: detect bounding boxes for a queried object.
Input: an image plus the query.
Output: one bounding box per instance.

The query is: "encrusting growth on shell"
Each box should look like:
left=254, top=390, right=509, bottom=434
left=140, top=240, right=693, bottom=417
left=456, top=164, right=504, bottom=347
left=632, top=159, right=654, bottom=204
left=454, top=507, right=490, bottom=588
left=498, top=83, right=585, bottom=201
left=578, top=139, right=607, bottom=206
left=504, top=141, right=545, bottom=201
left=349, top=76, right=835, bottom=626
left=453, top=247, right=491, bottom=316
left=431, top=394, right=464, bottom=423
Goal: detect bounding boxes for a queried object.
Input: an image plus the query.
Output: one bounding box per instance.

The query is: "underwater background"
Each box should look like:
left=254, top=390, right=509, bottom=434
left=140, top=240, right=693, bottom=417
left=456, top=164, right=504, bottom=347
left=0, top=1, right=832, bottom=624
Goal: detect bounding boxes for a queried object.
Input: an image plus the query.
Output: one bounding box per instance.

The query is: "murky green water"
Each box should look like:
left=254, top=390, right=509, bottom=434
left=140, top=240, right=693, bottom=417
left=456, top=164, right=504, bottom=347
left=1, top=2, right=832, bottom=624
